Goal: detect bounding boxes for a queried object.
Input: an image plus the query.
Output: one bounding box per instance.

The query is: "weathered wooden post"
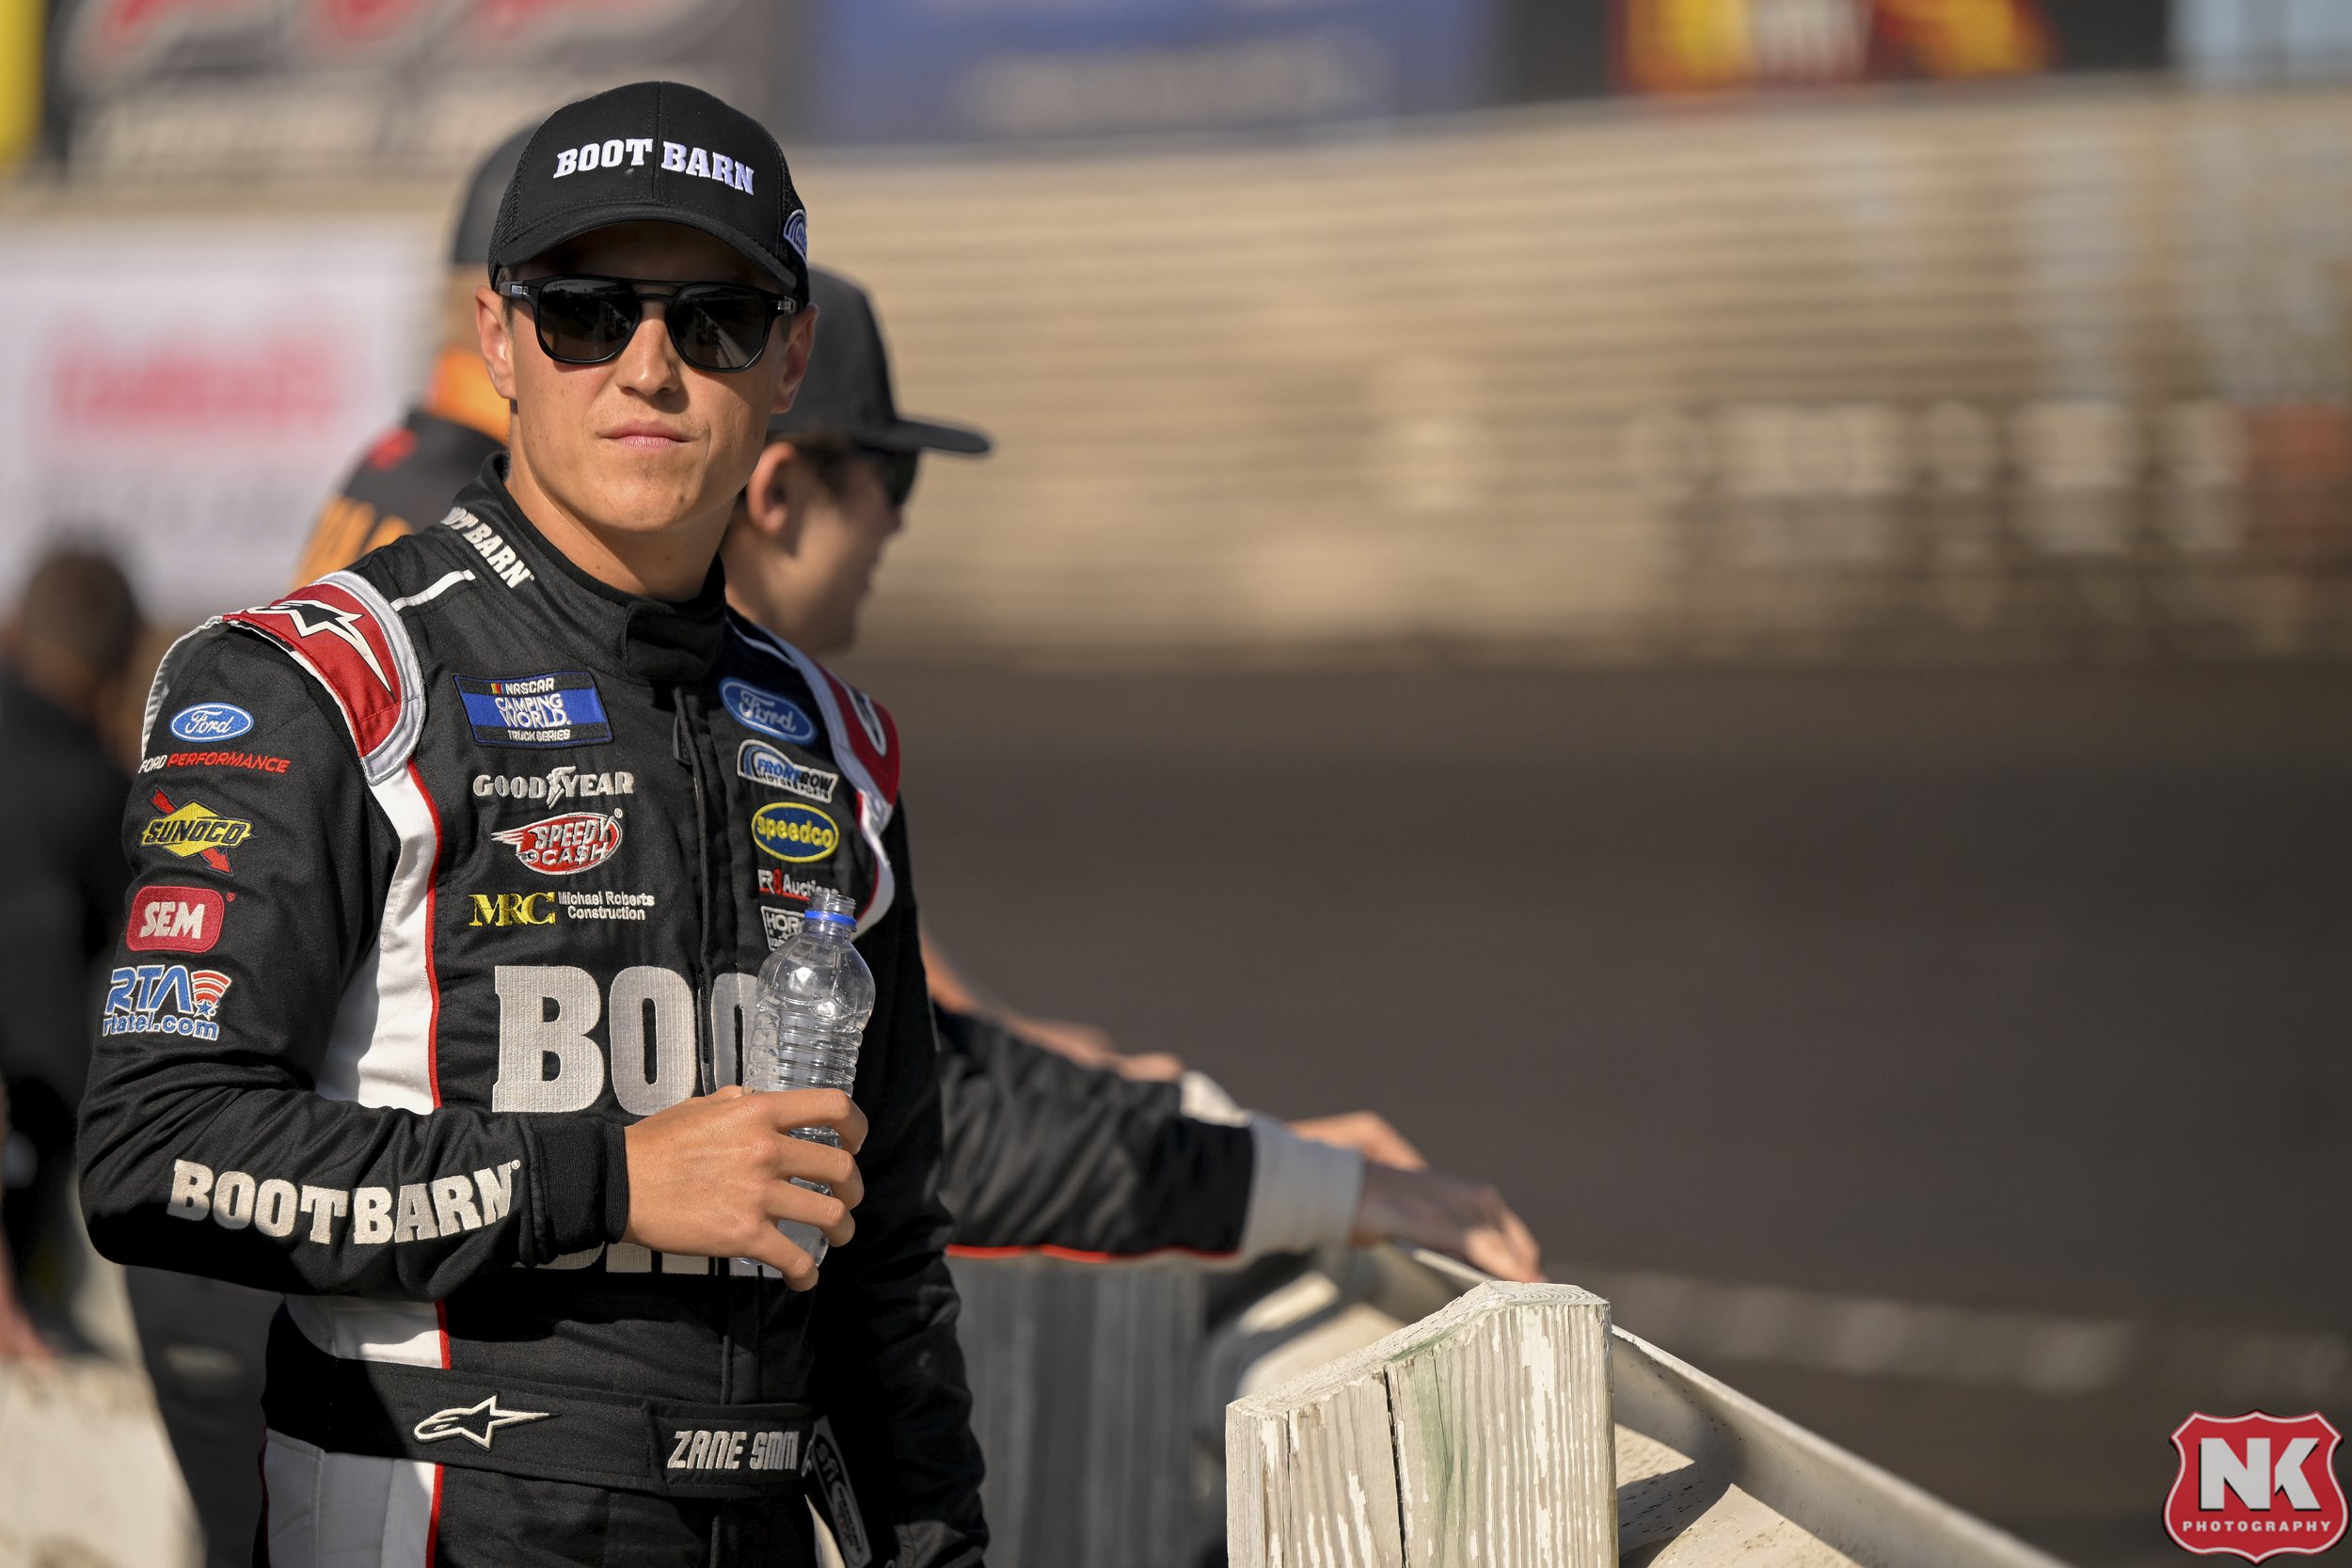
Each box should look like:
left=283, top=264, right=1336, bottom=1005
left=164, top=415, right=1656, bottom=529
left=1226, top=1281, right=1616, bottom=1568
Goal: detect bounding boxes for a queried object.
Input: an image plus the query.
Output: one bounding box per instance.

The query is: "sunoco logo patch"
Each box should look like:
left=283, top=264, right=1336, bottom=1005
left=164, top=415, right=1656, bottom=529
left=752, top=801, right=838, bottom=863
left=454, top=672, right=612, bottom=749
left=722, top=679, right=817, bottom=744
left=492, top=811, right=624, bottom=876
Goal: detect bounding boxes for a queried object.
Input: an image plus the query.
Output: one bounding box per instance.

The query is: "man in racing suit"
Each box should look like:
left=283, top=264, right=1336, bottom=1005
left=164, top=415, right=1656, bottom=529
left=81, top=82, right=984, bottom=1567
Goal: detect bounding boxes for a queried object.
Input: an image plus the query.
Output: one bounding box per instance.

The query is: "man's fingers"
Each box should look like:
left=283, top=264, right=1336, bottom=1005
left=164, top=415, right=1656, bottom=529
left=767, top=1182, right=857, bottom=1248
left=749, top=1088, right=868, bottom=1154
left=739, top=1225, right=821, bottom=1291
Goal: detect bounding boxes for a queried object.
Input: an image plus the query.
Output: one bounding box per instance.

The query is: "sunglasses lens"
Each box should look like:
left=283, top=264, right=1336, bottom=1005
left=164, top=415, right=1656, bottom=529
left=672, top=289, right=773, bottom=372
left=532, top=279, right=640, bottom=364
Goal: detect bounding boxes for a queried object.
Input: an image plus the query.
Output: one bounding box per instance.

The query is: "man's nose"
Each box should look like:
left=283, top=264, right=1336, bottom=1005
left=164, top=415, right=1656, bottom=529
left=614, top=302, right=682, bottom=391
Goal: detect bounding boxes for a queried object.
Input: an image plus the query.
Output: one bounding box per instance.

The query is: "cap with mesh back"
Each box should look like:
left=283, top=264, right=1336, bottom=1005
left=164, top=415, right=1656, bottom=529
left=769, top=269, right=990, bottom=455
left=486, top=80, right=808, bottom=305
left=451, top=124, right=538, bottom=267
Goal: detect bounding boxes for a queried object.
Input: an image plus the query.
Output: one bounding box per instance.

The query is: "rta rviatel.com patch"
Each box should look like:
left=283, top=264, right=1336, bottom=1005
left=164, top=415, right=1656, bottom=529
left=2167, top=1412, right=2345, bottom=1561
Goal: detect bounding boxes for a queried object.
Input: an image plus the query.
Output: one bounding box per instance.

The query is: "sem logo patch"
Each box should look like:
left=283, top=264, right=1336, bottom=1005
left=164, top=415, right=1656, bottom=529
left=128, top=885, right=230, bottom=954
left=2167, top=1412, right=2345, bottom=1561
left=103, top=964, right=231, bottom=1040
left=737, top=739, right=836, bottom=803
left=168, top=704, right=253, bottom=743
left=453, top=672, right=612, bottom=749
left=751, top=802, right=838, bottom=863
left=721, top=679, right=816, bottom=744
left=492, top=812, right=624, bottom=877
left=142, top=791, right=249, bottom=872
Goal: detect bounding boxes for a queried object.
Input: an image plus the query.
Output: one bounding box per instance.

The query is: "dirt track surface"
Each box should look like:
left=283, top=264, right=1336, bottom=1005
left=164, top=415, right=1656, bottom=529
left=854, top=659, right=2352, bottom=1568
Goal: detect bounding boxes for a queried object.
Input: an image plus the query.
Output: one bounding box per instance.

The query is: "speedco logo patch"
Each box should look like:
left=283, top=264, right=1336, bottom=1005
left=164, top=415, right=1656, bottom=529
left=751, top=802, right=838, bottom=863
left=128, top=885, right=230, bottom=954
left=2168, top=1412, right=2345, bottom=1561
left=142, top=791, right=249, bottom=873
left=722, top=679, right=817, bottom=744
left=737, top=739, right=836, bottom=803
left=103, top=963, right=231, bottom=1040
left=492, top=811, right=624, bottom=876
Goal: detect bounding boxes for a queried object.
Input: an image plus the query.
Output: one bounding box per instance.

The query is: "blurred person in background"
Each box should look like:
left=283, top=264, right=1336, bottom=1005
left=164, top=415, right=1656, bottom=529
left=0, top=546, right=142, bottom=1360
left=82, top=82, right=985, bottom=1566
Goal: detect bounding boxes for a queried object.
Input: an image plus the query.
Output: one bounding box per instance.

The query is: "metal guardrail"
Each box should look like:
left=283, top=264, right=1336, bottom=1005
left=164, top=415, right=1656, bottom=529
left=952, top=1246, right=2072, bottom=1568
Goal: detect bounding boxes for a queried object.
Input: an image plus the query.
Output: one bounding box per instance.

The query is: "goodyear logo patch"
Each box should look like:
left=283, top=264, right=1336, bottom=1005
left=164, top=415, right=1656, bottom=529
left=454, top=672, right=612, bottom=749
left=721, top=679, right=817, bottom=745
left=751, top=801, right=839, bottom=863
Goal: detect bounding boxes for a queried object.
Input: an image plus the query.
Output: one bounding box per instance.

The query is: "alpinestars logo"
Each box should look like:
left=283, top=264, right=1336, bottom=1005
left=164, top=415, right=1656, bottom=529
left=2167, top=1412, right=2346, bottom=1561
left=243, top=598, right=391, bottom=692
left=413, top=1395, right=553, bottom=1450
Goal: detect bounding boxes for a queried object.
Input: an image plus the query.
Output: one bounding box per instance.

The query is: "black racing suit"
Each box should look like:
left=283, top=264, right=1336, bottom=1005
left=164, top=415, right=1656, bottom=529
left=81, top=460, right=984, bottom=1567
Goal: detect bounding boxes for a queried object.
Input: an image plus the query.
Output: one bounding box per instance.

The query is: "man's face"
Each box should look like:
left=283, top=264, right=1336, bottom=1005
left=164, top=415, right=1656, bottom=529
left=478, top=221, right=814, bottom=549
left=724, top=442, right=906, bottom=657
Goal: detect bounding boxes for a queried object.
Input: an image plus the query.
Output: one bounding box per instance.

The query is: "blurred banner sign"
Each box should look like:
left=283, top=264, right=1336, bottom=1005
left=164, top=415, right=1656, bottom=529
left=805, top=0, right=1497, bottom=144
left=1612, top=0, right=2161, bottom=93
left=0, top=222, right=431, bottom=621
left=51, top=0, right=784, bottom=180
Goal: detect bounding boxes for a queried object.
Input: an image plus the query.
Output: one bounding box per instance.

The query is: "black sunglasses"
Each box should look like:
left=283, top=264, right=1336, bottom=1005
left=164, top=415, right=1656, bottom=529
left=498, top=275, right=800, bottom=372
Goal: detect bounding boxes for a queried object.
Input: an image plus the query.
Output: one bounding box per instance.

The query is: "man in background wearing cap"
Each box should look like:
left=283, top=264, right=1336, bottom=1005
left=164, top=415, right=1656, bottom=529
left=81, top=82, right=984, bottom=1567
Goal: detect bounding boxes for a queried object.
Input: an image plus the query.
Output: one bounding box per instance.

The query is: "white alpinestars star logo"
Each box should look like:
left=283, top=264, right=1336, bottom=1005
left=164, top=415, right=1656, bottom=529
left=261, top=598, right=391, bottom=691
left=412, top=1395, right=554, bottom=1450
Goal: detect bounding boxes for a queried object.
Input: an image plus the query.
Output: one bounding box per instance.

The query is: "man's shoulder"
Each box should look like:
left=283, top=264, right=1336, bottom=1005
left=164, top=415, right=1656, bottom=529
left=720, top=617, right=901, bottom=809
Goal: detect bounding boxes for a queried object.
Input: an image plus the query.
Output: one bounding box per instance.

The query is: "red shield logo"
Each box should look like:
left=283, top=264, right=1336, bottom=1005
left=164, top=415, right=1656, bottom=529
left=2168, top=1412, right=2345, bottom=1562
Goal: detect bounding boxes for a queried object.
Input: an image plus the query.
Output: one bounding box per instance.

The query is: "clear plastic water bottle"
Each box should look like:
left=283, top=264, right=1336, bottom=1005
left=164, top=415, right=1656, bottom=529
left=743, top=888, right=872, bottom=1266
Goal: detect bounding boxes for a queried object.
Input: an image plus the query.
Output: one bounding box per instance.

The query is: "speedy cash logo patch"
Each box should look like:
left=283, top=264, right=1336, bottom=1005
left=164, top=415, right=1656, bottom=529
left=127, top=885, right=230, bottom=954
left=751, top=802, right=838, bottom=863
left=721, top=679, right=816, bottom=744
left=491, top=811, right=624, bottom=877
left=142, top=790, right=249, bottom=872
left=453, top=671, right=612, bottom=749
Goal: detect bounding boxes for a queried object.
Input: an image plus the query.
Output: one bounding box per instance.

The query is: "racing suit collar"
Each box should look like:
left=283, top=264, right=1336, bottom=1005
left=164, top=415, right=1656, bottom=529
left=456, top=453, right=729, bottom=688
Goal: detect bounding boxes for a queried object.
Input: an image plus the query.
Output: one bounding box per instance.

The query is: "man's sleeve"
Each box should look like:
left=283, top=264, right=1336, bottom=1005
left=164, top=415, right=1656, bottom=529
left=78, top=630, right=627, bottom=1300
left=811, top=800, right=987, bottom=1568
left=934, top=1006, right=1255, bottom=1254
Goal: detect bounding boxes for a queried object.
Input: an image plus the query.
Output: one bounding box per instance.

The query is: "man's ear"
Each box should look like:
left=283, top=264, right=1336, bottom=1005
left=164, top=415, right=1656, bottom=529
left=476, top=283, right=518, bottom=402
left=743, top=441, right=804, bottom=552
left=770, top=304, right=819, bottom=417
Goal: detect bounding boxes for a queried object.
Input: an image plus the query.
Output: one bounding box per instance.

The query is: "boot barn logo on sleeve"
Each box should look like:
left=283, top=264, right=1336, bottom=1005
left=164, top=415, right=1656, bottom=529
left=492, top=811, right=624, bottom=876
left=2167, top=1412, right=2345, bottom=1561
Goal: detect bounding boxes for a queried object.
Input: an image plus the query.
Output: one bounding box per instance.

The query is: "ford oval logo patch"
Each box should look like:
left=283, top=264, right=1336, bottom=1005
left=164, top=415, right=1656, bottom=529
left=169, top=704, right=254, bottom=743
left=752, top=801, right=839, bottom=863
left=722, top=679, right=817, bottom=744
